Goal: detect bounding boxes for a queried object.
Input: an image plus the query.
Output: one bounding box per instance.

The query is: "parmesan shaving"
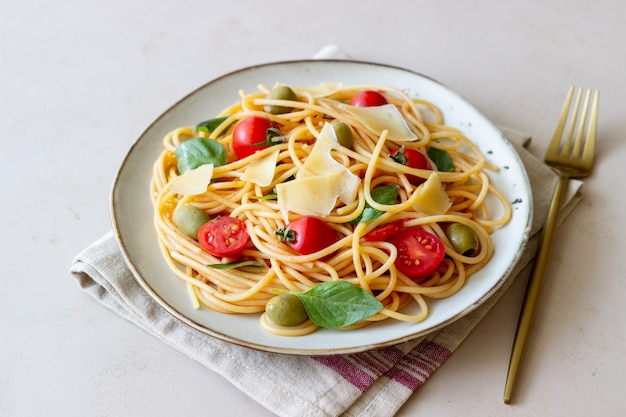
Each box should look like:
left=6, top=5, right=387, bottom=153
left=294, top=82, right=343, bottom=98
left=241, top=148, right=280, bottom=186
left=411, top=172, right=452, bottom=215
left=297, top=122, right=359, bottom=204
left=171, top=164, right=215, bottom=196
left=276, top=171, right=345, bottom=218
left=276, top=123, right=359, bottom=219
left=341, top=103, right=417, bottom=141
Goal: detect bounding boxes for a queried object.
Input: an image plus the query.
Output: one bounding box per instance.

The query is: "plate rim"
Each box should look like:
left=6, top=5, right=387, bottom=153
left=110, top=59, right=534, bottom=355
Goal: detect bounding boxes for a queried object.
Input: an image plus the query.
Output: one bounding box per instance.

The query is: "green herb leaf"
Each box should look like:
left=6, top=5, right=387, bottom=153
left=427, top=148, right=455, bottom=172
left=207, top=260, right=265, bottom=270
left=175, top=137, right=228, bottom=174
left=193, top=116, right=234, bottom=137
left=247, top=193, right=278, bottom=200
left=274, top=226, right=295, bottom=244
left=352, top=184, right=400, bottom=224
left=252, top=126, right=286, bottom=147
left=292, top=281, right=383, bottom=328
left=390, top=145, right=408, bottom=165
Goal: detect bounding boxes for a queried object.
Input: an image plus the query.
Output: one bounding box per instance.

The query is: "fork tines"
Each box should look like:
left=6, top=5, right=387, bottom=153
left=548, top=85, right=599, bottom=172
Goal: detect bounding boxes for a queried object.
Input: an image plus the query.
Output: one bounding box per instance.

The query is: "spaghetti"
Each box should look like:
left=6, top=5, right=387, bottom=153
left=150, top=83, right=511, bottom=336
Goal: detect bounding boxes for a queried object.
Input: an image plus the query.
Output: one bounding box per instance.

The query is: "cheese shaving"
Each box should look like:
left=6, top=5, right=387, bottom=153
left=276, top=123, right=360, bottom=219
left=294, top=82, right=343, bottom=98
left=276, top=171, right=345, bottom=218
left=241, top=148, right=280, bottom=186
left=298, top=123, right=359, bottom=204
left=171, top=164, right=215, bottom=196
left=411, top=172, right=452, bottom=215
left=341, top=103, right=417, bottom=141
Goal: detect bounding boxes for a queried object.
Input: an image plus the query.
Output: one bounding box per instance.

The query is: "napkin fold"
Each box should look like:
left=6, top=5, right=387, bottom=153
left=70, top=46, right=584, bottom=417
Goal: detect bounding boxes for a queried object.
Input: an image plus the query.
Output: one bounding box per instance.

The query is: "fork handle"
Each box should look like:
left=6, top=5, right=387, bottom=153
left=504, top=173, right=569, bottom=404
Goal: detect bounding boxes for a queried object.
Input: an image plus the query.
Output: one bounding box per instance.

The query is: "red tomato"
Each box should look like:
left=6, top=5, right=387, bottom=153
left=390, top=146, right=430, bottom=185
left=350, top=90, right=388, bottom=107
left=197, top=216, right=249, bottom=257
left=362, top=219, right=407, bottom=242
left=388, top=227, right=445, bottom=281
left=232, top=117, right=279, bottom=159
left=276, top=216, right=337, bottom=255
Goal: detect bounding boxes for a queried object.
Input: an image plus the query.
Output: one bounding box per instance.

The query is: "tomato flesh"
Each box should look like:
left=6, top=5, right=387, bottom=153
left=277, top=216, right=337, bottom=255
left=350, top=90, right=388, bottom=107
left=232, top=117, right=274, bottom=159
left=390, top=147, right=431, bottom=185
left=197, top=216, right=249, bottom=257
left=388, top=227, right=445, bottom=281
left=362, top=219, right=407, bottom=242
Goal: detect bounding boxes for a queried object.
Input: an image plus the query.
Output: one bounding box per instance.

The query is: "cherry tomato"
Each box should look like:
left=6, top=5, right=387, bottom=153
left=350, top=90, right=388, bottom=107
left=232, top=117, right=282, bottom=159
left=362, top=219, right=407, bottom=242
left=275, top=216, right=337, bottom=255
left=390, top=146, right=430, bottom=185
left=388, top=227, right=445, bottom=281
left=197, top=216, right=249, bottom=257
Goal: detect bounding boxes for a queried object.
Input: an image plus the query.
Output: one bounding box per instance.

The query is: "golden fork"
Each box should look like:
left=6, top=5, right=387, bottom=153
left=503, top=86, right=600, bottom=404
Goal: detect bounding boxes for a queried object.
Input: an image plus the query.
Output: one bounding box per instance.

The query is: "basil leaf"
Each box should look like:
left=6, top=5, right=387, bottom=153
left=352, top=184, right=400, bottom=224
left=193, top=116, right=233, bottom=137
left=292, top=281, right=383, bottom=328
left=175, top=137, right=228, bottom=174
left=427, top=148, right=455, bottom=172
left=207, top=260, right=264, bottom=270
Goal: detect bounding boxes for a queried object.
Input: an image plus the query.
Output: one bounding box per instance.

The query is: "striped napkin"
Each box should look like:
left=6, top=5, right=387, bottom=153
left=70, top=46, right=584, bottom=417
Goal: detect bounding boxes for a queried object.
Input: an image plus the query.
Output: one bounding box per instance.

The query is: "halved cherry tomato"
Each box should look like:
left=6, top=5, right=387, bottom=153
left=390, top=146, right=431, bottom=185
left=388, top=227, right=445, bottom=281
left=197, top=216, right=249, bottom=257
left=275, top=216, right=337, bottom=255
left=362, top=219, right=407, bottom=242
left=350, top=90, right=388, bottom=107
left=232, top=117, right=283, bottom=159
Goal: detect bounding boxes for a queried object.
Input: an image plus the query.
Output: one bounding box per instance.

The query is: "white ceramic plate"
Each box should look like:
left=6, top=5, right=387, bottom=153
left=111, top=60, right=532, bottom=355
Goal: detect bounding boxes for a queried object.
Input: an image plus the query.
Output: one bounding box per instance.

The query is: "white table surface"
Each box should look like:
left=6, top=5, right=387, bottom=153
left=2, top=0, right=625, bottom=416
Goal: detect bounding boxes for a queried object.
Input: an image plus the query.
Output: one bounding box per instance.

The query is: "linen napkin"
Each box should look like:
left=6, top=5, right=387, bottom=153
left=70, top=46, right=584, bottom=417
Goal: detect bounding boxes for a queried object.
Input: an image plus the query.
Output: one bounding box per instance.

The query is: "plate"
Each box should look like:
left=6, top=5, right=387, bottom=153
left=111, top=60, right=532, bottom=355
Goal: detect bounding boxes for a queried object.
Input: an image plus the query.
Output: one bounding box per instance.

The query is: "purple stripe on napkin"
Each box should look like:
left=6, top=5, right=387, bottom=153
left=313, top=344, right=413, bottom=391
left=312, top=355, right=376, bottom=391
left=386, top=340, right=452, bottom=390
left=313, top=340, right=451, bottom=392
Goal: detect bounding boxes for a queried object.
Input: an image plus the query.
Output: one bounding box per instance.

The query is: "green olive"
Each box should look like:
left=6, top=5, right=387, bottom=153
left=265, top=294, right=308, bottom=326
left=445, top=223, right=479, bottom=256
left=332, top=121, right=353, bottom=149
left=173, top=205, right=209, bottom=239
left=264, top=85, right=297, bottom=114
